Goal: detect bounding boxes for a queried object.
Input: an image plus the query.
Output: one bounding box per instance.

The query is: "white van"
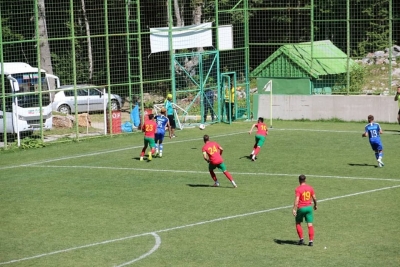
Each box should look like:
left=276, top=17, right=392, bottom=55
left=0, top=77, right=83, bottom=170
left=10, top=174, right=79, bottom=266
left=0, top=62, right=60, bottom=134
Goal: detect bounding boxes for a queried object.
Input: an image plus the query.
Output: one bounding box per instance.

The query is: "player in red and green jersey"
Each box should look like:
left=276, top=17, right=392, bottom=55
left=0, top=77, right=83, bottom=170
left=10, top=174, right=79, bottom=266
left=292, top=174, right=317, bottom=246
left=248, top=117, right=268, bottom=161
left=140, top=113, right=158, bottom=161
left=201, top=135, right=237, bottom=188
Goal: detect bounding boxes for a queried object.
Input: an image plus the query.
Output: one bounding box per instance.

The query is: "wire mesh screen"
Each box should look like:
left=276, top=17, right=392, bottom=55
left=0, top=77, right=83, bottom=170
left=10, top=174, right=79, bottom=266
left=0, top=0, right=399, bottom=147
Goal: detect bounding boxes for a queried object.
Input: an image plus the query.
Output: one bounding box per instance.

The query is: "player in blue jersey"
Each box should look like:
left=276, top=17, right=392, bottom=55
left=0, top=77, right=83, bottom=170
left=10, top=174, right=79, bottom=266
left=362, top=115, right=384, bottom=167
left=154, top=107, right=172, bottom=157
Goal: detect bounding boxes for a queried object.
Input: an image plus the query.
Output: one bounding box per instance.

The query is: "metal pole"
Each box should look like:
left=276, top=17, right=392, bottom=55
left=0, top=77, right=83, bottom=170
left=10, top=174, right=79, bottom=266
left=0, top=9, right=7, bottom=147
left=69, top=0, right=78, bottom=138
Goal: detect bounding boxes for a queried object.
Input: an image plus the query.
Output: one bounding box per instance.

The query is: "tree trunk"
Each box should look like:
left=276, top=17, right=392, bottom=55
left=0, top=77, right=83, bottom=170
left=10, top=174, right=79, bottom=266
left=192, top=0, right=203, bottom=52
left=81, top=0, right=93, bottom=80
left=37, top=0, right=54, bottom=88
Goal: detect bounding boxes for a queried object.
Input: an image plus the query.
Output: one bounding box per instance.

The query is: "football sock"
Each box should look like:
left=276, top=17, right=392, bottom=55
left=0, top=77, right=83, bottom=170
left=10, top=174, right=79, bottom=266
left=209, top=171, right=217, bottom=182
left=378, top=152, right=383, bottom=159
left=296, top=224, right=303, bottom=239
left=155, top=144, right=159, bottom=153
left=151, top=148, right=156, bottom=154
left=308, top=225, right=314, bottom=241
left=254, top=147, right=260, bottom=156
left=159, top=144, right=163, bottom=154
left=224, top=171, right=233, bottom=181
left=374, top=152, right=379, bottom=159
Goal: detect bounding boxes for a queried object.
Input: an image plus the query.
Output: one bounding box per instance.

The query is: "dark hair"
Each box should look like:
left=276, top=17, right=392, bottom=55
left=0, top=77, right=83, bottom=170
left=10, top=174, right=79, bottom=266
left=148, top=113, right=154, bottom=120
left=368, top=115, right=374, bottom=122
left=203, top=134, right=210, bottom=142
left=258, top=117, right=264, bottom=122
left=299, top=174, right=306, bottom=182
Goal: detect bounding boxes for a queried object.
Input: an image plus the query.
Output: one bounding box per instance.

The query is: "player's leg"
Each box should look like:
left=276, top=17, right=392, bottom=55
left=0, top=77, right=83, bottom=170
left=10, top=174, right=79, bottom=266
left=304, top=207, right=315, bottom=246
left=219, top=163, right=237, bottom=188
left=208, top=164, right=219, bottom=186
left=148, top=138, right=156, bottom=160
left=155, top=134, right=160, bottom=155
left=204, top=104, right=208, bottom=122
left=169, top=115, right=176, bottom=137
left=140, top=138, right=149, bottom=161
left=397, top=109, right=400, bottom=124
left=377, top=144, right=384, bottom=166
left=210, top=102, right=215, bottom=121
left=158, top=139, right=164, bottom=157
left=250, top=136, right=258, bottom=158
left=295, top=208, right=307, bottom=245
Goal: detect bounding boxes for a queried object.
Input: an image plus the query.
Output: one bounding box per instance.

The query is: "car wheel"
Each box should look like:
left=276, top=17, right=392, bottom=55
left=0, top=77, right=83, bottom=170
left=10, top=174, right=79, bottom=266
left=58, top=104, right=71, bottom=114
left=110, top=99, right=120, bottom=111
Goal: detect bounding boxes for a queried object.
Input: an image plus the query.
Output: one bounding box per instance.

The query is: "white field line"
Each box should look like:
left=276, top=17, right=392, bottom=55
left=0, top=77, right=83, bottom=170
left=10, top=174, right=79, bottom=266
left=114, top=233, right=161, bottom=267
left=1, top=126, right=395, bottom=171
left=28, top=165, right=400, bottom=182
left=0, top=132, right=245, bottom=170
left=1, top=184, right=400, bottom=266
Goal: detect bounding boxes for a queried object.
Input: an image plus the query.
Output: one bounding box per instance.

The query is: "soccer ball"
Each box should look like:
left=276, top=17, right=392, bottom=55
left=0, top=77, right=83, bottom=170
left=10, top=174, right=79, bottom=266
left=199, top=124, right=205, bottom=130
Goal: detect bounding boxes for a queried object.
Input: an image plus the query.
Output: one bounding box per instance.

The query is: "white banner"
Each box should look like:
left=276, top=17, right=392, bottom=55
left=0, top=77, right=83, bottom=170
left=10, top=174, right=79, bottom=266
left=150, top=23, right=213, bottom=53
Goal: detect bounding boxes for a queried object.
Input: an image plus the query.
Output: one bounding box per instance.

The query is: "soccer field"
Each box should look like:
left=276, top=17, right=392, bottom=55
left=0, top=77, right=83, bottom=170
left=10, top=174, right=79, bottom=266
left=1, top=120, right=399, bottom=267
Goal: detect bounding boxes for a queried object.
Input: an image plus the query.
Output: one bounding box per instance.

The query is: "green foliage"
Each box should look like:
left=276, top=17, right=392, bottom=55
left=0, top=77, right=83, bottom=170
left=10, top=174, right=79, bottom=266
left=334, top=64, right=367, bottom=94
left=5, top=137, right=47, bottom=150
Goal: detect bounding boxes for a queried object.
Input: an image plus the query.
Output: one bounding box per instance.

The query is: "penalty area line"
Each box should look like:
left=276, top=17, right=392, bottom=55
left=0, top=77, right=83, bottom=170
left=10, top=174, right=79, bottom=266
left=1, top=184, right=400, bottom=266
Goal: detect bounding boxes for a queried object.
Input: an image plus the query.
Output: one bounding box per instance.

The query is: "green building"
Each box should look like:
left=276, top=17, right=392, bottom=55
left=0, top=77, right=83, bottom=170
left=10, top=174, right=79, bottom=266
left=251, top=40, right=356, bottom=95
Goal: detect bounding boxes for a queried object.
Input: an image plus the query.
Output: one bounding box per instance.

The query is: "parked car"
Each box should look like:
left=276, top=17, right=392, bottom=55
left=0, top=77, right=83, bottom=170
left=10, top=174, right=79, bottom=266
left=52, top=84, right=122, bottom=114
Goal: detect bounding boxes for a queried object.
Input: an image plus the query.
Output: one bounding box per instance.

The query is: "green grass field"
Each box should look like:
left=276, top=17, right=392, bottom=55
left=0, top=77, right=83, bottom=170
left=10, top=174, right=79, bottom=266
left=1, top=120, right=400, bottom=267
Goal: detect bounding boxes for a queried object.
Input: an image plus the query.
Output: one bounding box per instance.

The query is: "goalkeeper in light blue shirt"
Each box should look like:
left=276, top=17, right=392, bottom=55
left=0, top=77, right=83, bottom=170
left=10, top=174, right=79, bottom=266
left=154, top=107, right=172, bottom=157
left=362, top=114, right=384, bottom=167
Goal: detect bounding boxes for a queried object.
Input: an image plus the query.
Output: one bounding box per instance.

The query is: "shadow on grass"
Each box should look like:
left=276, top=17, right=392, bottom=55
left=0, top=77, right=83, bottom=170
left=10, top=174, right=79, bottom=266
left=348, top=163, right=377, bottom=167
left=273, top=239, right=300, bottom=245
left=239, top=155, right=253, bottom=160
left=187, top=184, right=216, bottom=188
left=132, top=156, right=154, bottom=162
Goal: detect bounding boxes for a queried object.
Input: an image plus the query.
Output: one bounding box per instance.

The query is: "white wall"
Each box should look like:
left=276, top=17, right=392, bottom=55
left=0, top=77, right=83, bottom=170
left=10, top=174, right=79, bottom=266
left=256, top=95, right=398, bottom=123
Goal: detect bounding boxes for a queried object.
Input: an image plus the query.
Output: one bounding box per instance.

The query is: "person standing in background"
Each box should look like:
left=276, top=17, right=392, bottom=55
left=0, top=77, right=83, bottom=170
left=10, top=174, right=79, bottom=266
left=164, top=93, right=177, bottom=137
left=394, top=85, right=400, bottom=125
left=204, top=89, right=215, bottom=122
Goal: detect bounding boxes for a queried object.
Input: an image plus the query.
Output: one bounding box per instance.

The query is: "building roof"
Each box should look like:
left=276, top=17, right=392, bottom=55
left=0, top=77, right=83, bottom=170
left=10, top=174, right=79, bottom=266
left=251, top=40, right=355, bottom=79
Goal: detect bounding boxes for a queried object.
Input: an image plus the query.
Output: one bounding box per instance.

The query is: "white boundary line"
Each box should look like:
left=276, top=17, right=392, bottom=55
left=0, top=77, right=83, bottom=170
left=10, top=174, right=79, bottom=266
left=1, top=184, right=400, bottom=266
left=114, top=233, right=161, bottom=267
left=0, top=132, right=246, bottom=170
left=1, top=126, right=397, bottom=171
left=28, top=165, right=400, bottom=182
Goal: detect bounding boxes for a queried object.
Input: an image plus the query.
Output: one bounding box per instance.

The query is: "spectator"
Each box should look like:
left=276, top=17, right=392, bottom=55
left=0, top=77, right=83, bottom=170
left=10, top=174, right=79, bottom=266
left=204, top=89, right=215, bottom=122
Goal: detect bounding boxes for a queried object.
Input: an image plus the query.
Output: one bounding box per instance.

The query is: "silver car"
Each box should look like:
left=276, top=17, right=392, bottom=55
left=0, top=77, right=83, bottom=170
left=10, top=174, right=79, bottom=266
left=52, top=84, right=122, bottom=114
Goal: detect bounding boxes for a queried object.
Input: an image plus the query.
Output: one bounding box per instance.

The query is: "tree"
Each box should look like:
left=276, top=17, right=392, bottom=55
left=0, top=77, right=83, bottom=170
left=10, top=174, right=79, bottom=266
left=38, top=0, right=54, bottom=85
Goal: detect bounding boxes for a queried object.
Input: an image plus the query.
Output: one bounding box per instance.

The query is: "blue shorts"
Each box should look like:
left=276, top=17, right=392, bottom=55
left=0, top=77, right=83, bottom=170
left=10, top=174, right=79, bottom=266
left=155, top=132, right=165, bottom=142
left=369, top=140, right=383, bottom=151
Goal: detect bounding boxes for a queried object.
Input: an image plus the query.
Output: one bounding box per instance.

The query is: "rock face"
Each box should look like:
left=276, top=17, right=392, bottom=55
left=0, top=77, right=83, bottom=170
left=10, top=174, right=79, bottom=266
left=53, top=115, right=73, bottom=128
left=78, top=113, right=91, bottom=127
left=359, top=45, right=400, bottom=80
left=52, top=113, right=91, bottom=128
